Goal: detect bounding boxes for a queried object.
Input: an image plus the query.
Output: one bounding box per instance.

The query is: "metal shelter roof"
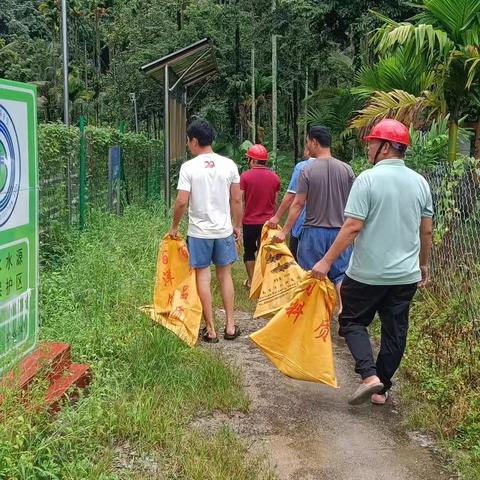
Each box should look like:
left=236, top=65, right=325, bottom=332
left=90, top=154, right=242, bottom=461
left=140, top=38, right=217, bottom=88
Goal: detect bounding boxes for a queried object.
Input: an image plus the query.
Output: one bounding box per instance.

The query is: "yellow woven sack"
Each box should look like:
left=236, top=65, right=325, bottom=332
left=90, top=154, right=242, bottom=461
left=165, top=271, right=203, bottom=346
left=249, top=224, right=280, bottom=300
left=250, top=274, right=338, bottom=387
left=253, top=241, right=304, bottom=318
left=142, top=235, right=202, bottom=346
left=153, top=235, right=191, bottom=316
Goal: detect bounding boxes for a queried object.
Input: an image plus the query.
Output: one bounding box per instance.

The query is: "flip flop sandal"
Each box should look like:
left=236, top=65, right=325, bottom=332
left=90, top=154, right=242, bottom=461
left=243, top=279, right=251, bottom=290
left=348, top=382, right=384, bottom=405
left=201, top=326, right=219, bottom=344
left=224, top=325, right=241, bottom=340
left=371, top=391, right=389, bottom=406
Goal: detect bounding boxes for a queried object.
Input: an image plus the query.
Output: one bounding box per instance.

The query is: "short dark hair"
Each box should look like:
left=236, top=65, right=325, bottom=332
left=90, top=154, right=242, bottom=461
left=187, top=120, right=215, bottom=147
left=308, top=126, right=332, bottom=148
left=254, top=160, right=267, bottom=166
left=390, top=141, right=407, bottom=157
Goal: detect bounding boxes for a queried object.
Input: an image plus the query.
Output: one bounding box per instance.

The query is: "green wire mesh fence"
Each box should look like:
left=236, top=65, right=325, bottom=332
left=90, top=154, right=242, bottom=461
left=38, top=121, right=165, bottom=244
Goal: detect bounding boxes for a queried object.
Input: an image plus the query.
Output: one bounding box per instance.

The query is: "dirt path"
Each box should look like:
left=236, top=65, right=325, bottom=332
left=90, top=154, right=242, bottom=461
left=194, top=312, right=454, bottom=480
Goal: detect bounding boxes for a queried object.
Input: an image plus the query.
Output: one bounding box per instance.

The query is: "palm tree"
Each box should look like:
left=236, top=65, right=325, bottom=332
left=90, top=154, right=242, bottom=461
left=352, top=0, right=480, bottom=162
left=301, top=87, right=364, bottom=160
left=232, top=73, right=272, bottom=143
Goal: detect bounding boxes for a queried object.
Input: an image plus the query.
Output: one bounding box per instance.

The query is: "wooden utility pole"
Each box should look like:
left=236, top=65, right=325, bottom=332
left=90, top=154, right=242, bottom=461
left=251, top=46, right=256, bottom=143
left=272, top=0, right=278, bottom=169
left=304, top=66, right=309, bottom=142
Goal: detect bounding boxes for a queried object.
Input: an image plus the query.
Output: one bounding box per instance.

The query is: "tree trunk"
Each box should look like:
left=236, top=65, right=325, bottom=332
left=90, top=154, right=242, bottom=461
left=95, top=10, right=101, bottom=75
left=177, top=10, right=182, bottom=30
left=235, top=16, right=240, bottom=73
left=313, top=69, right=319, bottom=91
left=285, top=100, right=291, bottom=156
left=232, top=10, right=240, bottom=141
left=474, top=118, right=480, bottom=159
left=292, top=80, right=299, bottom=162
left=84, top=40, right=88, bottom=87
left=447, top=119, right=459, bottom=163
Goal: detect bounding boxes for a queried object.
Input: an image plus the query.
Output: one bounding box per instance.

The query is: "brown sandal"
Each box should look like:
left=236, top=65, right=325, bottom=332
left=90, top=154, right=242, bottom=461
left=224, top=325, right=241, bottom=340
left=201, top=327, right=219, bottom=344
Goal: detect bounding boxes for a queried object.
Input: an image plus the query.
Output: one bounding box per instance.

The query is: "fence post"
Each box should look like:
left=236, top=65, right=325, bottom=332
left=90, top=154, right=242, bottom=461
left=118, top=121, right=130, bottom=209
left=145, top=155, right=149, bottom=201
left=79, top=115, right=86, bottom=229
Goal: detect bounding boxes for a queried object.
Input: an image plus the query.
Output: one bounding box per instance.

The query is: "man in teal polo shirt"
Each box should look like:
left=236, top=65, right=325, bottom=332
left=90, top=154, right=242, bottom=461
left=312, top=119, right=434, bottom=406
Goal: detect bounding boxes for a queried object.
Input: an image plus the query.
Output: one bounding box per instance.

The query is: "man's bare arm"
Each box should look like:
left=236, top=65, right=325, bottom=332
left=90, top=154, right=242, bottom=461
left=230, top=183, right=243, bottom=240
left=272, top=193, right=306, bottom=242
left=418, top=217, right=433, bottom=287
left=268, top=192, right=295, bottom=227
left=169, top=190, right=190, bottom=237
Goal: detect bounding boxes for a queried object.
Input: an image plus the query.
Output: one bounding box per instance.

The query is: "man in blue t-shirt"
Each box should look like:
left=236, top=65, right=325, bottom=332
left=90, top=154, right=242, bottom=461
left=268, top=145, right=313, bottom=260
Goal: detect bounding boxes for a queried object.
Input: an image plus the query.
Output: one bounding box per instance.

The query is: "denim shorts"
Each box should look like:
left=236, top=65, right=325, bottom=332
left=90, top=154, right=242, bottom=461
left=187, top=234, right=238, bottom=269
left=297, top=226, right=352, bottom=285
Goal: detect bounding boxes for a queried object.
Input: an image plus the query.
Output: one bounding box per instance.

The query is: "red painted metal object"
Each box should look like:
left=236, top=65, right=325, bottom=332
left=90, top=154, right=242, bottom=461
left=0, top=342, right=91, bottom=413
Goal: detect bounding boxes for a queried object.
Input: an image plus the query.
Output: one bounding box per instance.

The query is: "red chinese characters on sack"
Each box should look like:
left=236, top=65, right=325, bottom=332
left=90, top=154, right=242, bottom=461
left=314, top=320, right=330, bottom=342
left=163, top=270, right=175, bottom=286
left=304, top=283, right=315, bottom=297
left=178, top=245, right=189, bottom=260
left=180, top=285, right=189, bottom=300
left=286, top=300, right=305, bottom=323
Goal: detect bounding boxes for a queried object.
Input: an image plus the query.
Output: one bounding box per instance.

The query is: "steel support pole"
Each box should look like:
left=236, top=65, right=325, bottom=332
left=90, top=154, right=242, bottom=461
left=164, top=66, right=171, bottom=210
left=61, top=0, right=69, bottom=127
left=61, top=0, right=72, bottom=224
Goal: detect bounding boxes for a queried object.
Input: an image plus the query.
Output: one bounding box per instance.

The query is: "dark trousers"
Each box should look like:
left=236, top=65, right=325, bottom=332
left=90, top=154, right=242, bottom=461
left=243, top=224, right=263, bottom=262
left=289, top=235, right=299, bottom=261
left=339, top=275, right=417, bottom=393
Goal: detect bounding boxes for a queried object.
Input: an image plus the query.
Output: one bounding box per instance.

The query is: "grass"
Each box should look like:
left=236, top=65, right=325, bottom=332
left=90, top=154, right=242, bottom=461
left=0, top=205, right=273, bottom=479
left=366, top=284, right=480, bottom=479
left=399, top=285, right=480, bottom=480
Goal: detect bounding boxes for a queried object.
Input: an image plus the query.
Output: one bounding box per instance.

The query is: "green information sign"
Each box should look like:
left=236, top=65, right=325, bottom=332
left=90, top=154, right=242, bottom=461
left=0, top=79, right=38, bottom=374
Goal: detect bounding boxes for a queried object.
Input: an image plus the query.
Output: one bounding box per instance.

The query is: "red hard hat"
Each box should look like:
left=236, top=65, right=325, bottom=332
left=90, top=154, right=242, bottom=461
left=363, top=119, right=410, bottom=147
left=246, top=144, right=269, bottom=161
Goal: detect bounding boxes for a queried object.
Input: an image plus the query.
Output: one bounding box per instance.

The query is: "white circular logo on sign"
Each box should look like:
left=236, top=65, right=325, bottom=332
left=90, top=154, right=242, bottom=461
left=0, top=105, right=21, bottom=227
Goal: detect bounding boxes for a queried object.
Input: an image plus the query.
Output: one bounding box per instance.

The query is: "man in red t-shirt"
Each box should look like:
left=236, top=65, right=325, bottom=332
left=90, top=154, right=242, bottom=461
left=240, top=144, right=281, bottom=288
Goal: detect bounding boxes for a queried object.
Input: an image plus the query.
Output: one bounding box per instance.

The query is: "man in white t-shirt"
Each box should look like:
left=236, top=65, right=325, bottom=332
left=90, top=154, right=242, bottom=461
left=169, top=120, right=243, bottom=343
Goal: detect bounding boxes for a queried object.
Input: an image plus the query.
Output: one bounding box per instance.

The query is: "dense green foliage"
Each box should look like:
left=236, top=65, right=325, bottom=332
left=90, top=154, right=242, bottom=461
left=352, top=0, right=480, bottom=161
left=405, top=287, right=480, bottom=480
left=1, top=0, right=413, bottom=151
left=0, top=207, right=273, bottom=479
